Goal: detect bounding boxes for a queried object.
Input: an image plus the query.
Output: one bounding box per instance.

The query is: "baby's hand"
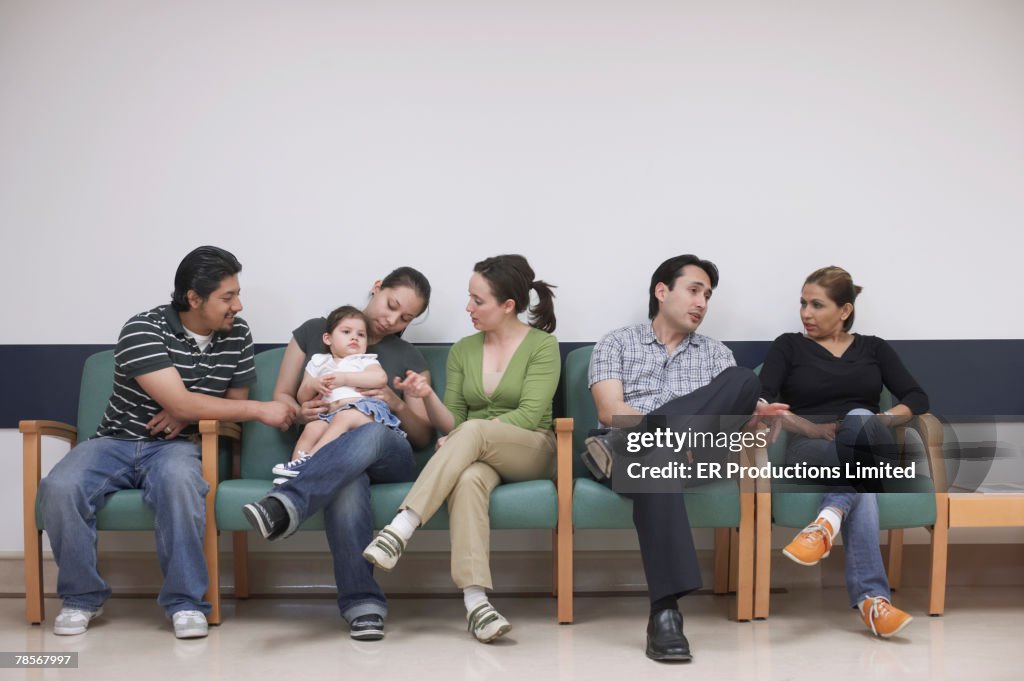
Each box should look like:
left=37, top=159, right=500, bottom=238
left=315, top=375, right=334, bottom=398
left=393, top=370, right=433, bottom=399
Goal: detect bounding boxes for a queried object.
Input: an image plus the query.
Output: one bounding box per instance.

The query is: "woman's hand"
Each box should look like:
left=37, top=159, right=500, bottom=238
left=809, top=422, right=838, bottom=441
left=147, top=409, right=189, bottom=440
left=393, top=371, right=434, bottom=400
left=299, top=397, right=329, bottom=424
left=360, top=384, right=404, bottom=412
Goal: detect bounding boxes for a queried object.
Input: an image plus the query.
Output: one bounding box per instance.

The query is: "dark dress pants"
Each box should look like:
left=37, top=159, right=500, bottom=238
left=609, top=366, right=760, bottom=604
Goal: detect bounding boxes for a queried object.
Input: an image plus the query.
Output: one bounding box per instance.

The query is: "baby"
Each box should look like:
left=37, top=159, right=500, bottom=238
left=272, top=305, right=403, bottom=482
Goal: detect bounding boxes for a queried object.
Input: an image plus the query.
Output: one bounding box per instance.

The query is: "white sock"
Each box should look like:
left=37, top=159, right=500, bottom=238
left=391, top=509, right=421, bottom=542
left=818, top=507, right=843, bottom=539
left=463, top=586, right=488, bottom=612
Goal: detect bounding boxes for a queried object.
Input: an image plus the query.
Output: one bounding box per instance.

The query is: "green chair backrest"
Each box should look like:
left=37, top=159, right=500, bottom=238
left=240, top=348, right=295, bottom=478
left=413, top=345, right=450, bottom=471
left=564, top=346, right=598, bottom=479
left=76, top=350, right=116, bottom=445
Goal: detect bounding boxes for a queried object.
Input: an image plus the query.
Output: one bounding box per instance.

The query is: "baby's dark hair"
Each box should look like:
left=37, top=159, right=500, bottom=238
left=326, top=305, right=369, bottom=333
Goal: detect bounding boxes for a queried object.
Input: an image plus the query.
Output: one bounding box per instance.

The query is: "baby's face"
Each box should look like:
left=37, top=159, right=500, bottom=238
left=325, top=318, right=368, bottom=357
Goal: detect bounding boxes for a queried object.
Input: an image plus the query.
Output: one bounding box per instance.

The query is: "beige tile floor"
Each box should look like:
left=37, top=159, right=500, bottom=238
left=1, top=587, right=1020, bottom=681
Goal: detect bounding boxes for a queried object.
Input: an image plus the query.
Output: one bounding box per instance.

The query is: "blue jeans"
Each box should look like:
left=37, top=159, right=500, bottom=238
left=38, top=437, right=210, bottom=616
left=268, top=423, right=417, bottom=622
left=787, top=408, right=894, bottom=607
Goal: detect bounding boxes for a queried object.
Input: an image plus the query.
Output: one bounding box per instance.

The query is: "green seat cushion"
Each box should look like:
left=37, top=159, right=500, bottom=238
left=216, top=479, right=558, bottom=532
left=37, top=490, right=157, bottom=531
left=572, top=478, right=741, bottom=529
left=772, top=486, right=937, bottom=529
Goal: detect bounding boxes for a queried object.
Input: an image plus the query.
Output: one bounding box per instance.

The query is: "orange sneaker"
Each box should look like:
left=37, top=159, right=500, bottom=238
left=860, top=597, right=913, bottom=638
left=782, top=518, right=834, bottom=566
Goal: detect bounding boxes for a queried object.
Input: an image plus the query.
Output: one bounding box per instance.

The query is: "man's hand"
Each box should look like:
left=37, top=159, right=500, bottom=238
left=258, top=401, right=295, bottom=430
left=746, top=400, right=791, bottom=443
left=147, top=409, right=189, bottom=440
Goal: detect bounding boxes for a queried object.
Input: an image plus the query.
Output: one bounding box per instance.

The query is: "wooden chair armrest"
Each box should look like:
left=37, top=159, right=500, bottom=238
left=554, top=418, right=575, bottom=483
left=20, top=419, right=77, bottom=492
left=198, top=420, right=241, bottom=440
left=21, top=420, right=78, bottom=540
left=554, top=418, right=575, bottom=523
left=19, top=420, right=77, bottom=442
left=747, top=425, right=771, bottom=494
left=198, top=420, right=241, bottom=486
left=897, top=413, right=948, bottom=492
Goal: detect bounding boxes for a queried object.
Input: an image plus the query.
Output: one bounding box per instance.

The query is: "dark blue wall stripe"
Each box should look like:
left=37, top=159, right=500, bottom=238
left=3, top=340, right=1022, bottom=429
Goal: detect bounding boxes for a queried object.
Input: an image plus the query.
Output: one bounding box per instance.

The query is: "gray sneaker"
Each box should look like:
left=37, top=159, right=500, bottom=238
left=172, top=610, right=209, bottom=639
left=54, top=606, right=102, bottom=635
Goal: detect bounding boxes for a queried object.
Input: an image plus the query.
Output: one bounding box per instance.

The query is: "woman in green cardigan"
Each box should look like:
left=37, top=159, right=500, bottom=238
left=363, top=254, right=559, bottom=643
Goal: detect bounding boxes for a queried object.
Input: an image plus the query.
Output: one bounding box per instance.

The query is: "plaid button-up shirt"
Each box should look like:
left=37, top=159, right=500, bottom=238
left=588, top=322, right=735, bottom=424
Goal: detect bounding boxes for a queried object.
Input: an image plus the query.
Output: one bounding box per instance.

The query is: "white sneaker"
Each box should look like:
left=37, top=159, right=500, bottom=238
left=467, top=602, right=511, bottom=643
left=54, top=606, right=103, bottom=635
left=172, top=610, right=209, bottom=639
left=362, top=526, right=407, bottom=571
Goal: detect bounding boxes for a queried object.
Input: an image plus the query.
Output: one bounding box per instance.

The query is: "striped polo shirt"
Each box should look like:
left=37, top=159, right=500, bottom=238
left=95, top=305, right=257, bottom=440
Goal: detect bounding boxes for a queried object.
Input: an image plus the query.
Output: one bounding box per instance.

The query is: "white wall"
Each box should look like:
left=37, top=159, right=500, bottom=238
left=2, top=0, right=1024, bottom=345
left=2, top=1, right=1024, bottom=554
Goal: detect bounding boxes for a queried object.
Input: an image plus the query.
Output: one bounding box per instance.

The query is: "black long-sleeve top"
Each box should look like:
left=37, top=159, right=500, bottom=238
left=759, top=333, right=929, bottom=419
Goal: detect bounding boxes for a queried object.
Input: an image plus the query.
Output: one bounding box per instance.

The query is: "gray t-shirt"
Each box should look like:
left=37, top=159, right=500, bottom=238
left=292, top=317, right=428, bottom=399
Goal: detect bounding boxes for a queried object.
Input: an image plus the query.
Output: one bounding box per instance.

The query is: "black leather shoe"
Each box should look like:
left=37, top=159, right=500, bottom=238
left=582, top=428, right=629, bottom=481
left=646, top=609, right=692, bottom=662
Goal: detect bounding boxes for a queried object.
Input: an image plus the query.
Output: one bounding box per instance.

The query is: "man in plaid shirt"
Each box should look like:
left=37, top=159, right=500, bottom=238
left=587, top=254, right=786, bottom=663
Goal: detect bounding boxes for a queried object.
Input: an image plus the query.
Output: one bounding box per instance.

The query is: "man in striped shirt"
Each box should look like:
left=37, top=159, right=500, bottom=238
left=38, top=246, right=293, bottom=639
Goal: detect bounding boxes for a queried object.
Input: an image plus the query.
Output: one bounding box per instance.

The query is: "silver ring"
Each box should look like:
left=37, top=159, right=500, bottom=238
left=164, top=426, right=173, bottom=434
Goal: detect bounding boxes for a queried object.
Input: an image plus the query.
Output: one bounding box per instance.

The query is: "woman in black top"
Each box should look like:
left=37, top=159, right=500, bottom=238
left=759, top=266, right=928, bottom=639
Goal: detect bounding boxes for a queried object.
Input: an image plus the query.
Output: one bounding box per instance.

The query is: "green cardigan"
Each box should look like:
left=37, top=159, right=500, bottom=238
left=443, top=327, right=560, bottom=431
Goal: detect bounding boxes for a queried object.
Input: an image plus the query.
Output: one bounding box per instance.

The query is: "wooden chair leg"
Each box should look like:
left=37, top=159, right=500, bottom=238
left=551, top=529, right=558, bottom=597
left=753, top=491, right=772, bottom=620
left=712, top=527, right=730, bottom=594
left=734, top=493, right=755, bottom=622
left=554, top=418, right=574, bottom=624
left=25, top=529, right=44, bottom=624
left=929, top=494, right=949, bottom=616
left=728, top=527, right=740, bottom=593
left=23, top=431, right=45, bottom=624
left=204, top=527, right=221, bottom=625
left=886, top=528, right=904, bottom=590
left=200, top=423, right=221, bottom=625
left=556, top=525, right=573, bottom=624
left=233, top=532, right=250, bottom=599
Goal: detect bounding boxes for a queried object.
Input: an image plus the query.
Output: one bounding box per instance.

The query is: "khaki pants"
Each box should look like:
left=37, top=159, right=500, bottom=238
left=401, top=419, right=556, bottom=590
